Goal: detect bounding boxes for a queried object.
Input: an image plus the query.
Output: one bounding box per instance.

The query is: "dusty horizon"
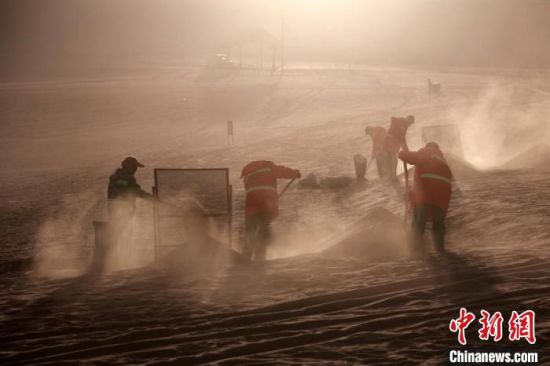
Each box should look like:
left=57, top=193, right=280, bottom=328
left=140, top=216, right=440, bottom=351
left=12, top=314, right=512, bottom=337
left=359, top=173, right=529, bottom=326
left=1, top=1, right=548, bottom=364
left=2, top=0, right=550, bottom=81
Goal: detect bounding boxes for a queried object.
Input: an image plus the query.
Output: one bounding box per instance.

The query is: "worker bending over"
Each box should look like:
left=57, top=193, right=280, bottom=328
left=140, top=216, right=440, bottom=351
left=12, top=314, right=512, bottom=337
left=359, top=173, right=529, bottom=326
left=386, top=115, right=414, bottom=181
left=365, top=125, right=388, bottom=179
left=398, top=142, right=453, bottom=252
left=241, top=160, right=301, bottom=262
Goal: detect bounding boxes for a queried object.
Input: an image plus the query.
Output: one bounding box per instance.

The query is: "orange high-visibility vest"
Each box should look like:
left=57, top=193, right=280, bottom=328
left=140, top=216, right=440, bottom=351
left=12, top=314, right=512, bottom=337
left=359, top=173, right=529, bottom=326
left=398, top=147, right=453, bottom=214
left=386, top=117, right=409, bottom=153
left=241, top=161, right=299, bottom=218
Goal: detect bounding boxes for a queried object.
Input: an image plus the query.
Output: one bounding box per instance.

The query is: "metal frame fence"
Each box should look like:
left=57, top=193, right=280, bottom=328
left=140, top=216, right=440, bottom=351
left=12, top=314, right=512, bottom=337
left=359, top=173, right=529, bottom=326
left=152, top=168, right=232, bottom=260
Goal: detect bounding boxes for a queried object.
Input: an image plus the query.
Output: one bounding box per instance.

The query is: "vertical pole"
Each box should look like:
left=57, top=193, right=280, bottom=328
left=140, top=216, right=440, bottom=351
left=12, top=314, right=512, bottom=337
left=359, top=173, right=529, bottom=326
left=280, top=16, right=285, bottom=72
left=228, top=184, right=233, bottom=249
left=403, top=162, right=410, bottom=222
left=271, top=46, right=276, bottom=74
left=239, top=44, right=242, bottom=69
left=260, top=40, right=263, bottom=70
left=227, top=120, right=234, bottom=146
left=152, top=186, right=159, bottom=260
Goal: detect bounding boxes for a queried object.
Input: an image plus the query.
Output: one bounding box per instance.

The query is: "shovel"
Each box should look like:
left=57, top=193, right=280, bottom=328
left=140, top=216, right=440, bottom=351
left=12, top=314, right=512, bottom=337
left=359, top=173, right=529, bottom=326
left=403, top=161, right=411, bottom=222
left=279, top=177, right=297, bottom=198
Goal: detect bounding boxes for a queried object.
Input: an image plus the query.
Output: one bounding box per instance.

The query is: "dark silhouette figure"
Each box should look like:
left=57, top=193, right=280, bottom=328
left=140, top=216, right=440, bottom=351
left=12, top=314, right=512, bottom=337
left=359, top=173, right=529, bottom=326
left=107, top=157, right=153, bottom=254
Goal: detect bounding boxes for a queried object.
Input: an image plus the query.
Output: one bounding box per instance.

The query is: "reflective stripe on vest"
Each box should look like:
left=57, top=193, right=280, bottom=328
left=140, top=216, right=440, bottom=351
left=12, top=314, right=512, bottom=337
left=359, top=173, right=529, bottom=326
left=246, top=185, right=277, bottom=193
left=244, top=167, right=272, bottom=184
left=420, top=173, right=452, bottom=185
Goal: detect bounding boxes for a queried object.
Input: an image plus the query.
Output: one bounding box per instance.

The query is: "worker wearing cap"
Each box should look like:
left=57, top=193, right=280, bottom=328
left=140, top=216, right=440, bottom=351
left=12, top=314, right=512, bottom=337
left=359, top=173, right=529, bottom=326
left=108, top=157, right=152, bottom=208
left=241, top=160, right=301, bottom=262
left=365, top=125, right=388, bottom=179
left=398, top=142, right=453, bottom=252
left=385, top=115, right=415, bottom=181
left=107, top=157, right=153, bottom=247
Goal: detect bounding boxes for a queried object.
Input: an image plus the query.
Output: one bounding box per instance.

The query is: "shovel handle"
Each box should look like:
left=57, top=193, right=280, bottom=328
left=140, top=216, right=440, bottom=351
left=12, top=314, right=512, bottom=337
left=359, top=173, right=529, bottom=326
left=403, top=161, right=410, bottom=222
left=279, top=177, right=297, bottom=198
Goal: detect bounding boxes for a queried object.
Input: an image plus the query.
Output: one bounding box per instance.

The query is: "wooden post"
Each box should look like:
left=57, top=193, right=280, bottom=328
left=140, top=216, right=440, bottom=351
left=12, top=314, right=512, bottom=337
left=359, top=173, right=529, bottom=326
left=403, top=162, right=410, bottom=222
left=227, top=120, right=234, bottom=146
left=152, top=186, right=159, bottom=260
left=280, top=16, right=285, bottom=72
left=228, top=184, right=233, bottom=249
left=260, top=41, right=263, bottom=70
left=239, top=44, right=242, bottom=69
left=271, top=46, right=277, bottom=74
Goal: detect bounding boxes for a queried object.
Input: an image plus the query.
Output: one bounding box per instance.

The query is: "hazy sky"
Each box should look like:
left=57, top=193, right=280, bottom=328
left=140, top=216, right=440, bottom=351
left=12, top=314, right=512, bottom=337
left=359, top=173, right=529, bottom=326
left=2, top=0, right=550, bottom=80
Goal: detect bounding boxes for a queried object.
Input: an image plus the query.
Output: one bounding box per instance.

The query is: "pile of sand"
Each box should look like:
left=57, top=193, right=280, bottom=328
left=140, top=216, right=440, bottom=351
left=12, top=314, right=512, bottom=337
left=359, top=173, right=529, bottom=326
left=445, top=153, right=481, bottom=180
left=501, top=143, right=550, bottom=170
left=298, top=173, right=355, bottom=190
left=157, top=202, right=245, bottom=273
left=322, top=207, right=408, bottom=260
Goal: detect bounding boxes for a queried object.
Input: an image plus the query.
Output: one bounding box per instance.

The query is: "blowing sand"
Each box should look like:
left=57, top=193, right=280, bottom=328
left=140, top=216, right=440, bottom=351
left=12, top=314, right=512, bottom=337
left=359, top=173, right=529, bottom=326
left=1, top=65, right=549, bottom=364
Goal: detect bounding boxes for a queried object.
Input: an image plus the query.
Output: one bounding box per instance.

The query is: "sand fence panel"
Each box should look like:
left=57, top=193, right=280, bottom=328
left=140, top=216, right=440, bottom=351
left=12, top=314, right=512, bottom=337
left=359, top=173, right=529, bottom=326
left=153, top=168, right=232, bottom=259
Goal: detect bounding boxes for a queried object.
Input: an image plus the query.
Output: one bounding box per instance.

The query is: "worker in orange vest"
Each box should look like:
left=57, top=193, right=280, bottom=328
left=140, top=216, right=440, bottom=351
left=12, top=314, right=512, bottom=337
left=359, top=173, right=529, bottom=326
left=385, top=115, right=415, bottom=181
left=241, top=161, right=301, bottom=261
left=398, top=142, right=453, bottom=252
left=365, top=125, right=388, bottom=179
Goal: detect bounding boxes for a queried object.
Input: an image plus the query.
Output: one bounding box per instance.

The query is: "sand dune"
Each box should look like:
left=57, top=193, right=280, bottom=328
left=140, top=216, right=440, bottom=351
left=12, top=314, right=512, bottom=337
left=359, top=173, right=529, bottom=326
left=501, top=143, right=550, bottom=171
left=1, top=67, right=549, bottom=364
left=445, top=154, right=481, bottom=180
left=2, top=168, right=548, bottom=365
left=322, top=207, right=408, bottom=260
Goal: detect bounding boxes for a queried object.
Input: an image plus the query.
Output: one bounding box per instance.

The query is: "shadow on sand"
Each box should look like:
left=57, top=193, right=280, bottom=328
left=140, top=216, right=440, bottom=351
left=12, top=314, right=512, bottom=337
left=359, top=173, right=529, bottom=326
left=423, top=250, right=501, bottom=306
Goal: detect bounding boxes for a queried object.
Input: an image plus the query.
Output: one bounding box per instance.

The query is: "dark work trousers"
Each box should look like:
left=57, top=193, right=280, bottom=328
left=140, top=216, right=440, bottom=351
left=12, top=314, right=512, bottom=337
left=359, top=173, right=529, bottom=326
left=411, top=204, right=446, bottom=252
left=244, top=213, right=271, bottom=262
left=387, top=152, right=398, bottom=182
left=375, top=154, right=386, bottom=179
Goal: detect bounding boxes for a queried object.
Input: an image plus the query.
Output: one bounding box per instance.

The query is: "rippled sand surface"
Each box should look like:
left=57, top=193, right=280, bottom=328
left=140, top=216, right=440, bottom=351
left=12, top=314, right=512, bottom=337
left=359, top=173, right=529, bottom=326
left=1, top=67, right=549, bottom=364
